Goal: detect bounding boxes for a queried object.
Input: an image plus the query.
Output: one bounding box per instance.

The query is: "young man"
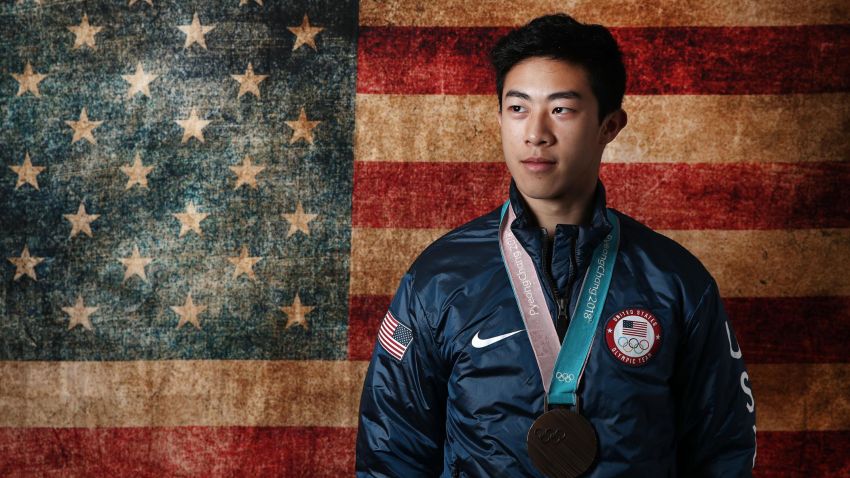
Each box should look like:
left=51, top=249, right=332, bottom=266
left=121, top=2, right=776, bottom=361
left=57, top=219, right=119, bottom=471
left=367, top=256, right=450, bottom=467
left=356, top=14, right=756, bottom=478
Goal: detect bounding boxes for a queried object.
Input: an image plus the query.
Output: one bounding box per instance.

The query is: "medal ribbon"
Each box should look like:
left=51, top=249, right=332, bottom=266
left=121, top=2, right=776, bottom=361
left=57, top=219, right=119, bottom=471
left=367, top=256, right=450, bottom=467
left=498, top=200, right=620, bottom=406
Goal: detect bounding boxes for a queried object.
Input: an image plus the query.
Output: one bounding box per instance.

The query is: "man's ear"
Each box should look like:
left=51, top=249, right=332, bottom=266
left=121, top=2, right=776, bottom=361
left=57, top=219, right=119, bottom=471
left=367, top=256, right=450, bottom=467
left=496, top=107, right=502, bottom=127
left=598, top=108, right=627, bottom=145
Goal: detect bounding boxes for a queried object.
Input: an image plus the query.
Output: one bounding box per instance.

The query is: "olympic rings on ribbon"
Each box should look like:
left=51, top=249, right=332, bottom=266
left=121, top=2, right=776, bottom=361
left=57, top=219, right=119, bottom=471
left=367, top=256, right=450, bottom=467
left=555, top=371, right=575, bottom=382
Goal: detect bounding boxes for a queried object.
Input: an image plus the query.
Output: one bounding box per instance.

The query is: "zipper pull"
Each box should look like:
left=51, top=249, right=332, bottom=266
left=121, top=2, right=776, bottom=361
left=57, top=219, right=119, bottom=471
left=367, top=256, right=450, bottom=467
left=556, top=295, right=568, bottom=341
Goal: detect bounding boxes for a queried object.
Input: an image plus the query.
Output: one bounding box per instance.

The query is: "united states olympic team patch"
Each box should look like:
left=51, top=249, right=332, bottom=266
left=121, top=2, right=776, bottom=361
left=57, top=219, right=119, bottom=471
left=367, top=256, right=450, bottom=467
left=605, top=308, right=662, bottom=366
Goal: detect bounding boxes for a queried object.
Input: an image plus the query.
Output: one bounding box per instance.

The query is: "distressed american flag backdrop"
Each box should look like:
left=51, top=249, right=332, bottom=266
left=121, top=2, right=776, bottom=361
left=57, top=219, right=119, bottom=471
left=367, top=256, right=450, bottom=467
left=1, top=0, right=848, bottom=476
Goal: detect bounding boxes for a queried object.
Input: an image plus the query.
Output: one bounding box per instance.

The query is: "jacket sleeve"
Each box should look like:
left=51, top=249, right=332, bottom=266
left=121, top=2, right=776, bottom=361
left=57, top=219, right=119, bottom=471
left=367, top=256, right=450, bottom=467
left=674, top=278, right=757, bottom=477
left=355, top=271, right=448, bottom=477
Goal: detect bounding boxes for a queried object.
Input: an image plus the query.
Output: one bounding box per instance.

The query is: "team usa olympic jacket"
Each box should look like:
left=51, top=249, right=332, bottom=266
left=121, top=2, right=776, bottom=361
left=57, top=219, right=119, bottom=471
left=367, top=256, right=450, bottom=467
left=356, top=178, right=757, bottom=477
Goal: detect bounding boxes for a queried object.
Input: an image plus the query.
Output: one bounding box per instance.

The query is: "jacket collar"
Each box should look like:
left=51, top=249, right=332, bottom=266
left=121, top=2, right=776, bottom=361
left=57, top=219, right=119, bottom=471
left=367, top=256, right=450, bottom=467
left=507, top=176, right=613, bottom=291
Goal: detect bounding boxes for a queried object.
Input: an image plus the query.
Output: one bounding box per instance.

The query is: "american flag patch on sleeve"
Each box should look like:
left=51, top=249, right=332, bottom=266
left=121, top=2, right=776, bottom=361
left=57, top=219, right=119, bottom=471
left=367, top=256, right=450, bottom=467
left=378, top=310, right=413, bottom=360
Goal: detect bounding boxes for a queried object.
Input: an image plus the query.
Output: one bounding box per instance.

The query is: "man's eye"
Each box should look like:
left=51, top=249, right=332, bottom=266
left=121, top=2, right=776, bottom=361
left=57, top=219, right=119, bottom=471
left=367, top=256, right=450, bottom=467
left=509, top=105, right=525, bottom=113
left=553, top=107, right=573, bottom=114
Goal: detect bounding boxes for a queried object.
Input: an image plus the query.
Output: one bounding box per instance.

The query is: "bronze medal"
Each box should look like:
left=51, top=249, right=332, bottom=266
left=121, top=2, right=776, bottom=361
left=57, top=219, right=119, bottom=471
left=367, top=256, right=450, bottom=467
left=527, top=409, right=598, bottom=478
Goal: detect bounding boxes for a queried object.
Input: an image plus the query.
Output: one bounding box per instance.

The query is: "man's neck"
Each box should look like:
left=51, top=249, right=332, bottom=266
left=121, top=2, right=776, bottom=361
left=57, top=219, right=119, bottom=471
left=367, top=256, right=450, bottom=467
left=520, top=182, right=597, bottom=238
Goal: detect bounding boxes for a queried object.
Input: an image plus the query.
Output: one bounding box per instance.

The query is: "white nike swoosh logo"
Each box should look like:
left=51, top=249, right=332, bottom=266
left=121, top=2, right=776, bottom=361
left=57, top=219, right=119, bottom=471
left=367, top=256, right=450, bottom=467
left=471, top=329, right=524, bottom=349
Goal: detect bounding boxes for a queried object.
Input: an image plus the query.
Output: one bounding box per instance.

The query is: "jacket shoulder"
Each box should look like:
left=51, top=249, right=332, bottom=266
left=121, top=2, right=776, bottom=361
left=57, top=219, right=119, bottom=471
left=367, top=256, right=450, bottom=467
left=401, top=204, right=503, bottom=326
left=407, top=204, right=503, bottom=280
left=612, top=208, right=715, bottom=305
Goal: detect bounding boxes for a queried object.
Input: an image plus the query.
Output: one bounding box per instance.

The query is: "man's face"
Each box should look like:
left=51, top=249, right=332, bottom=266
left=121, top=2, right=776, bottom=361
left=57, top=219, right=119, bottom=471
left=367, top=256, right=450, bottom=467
left=497, top=57, right=608, bottom=202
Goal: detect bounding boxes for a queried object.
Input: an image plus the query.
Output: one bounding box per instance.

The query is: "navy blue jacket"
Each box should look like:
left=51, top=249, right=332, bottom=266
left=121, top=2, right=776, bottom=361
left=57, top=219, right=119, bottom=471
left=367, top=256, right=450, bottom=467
left=356, top=178, right=757, bottom=477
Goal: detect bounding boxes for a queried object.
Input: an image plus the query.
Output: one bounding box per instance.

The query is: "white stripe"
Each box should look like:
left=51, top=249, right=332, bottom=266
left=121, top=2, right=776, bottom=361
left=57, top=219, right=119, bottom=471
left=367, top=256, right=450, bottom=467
left=379, top=317, right=395, bottom=334
left=379, top=320, right=399, bottom=343
left=378, top=310, right=410, bottom=359
left=379, top=336, right=403, bottom=358
left=381, top=340, right=403, bottom=360
left=378, top=322, right=398, bottom=345
left=378, top=325, right=405, bottom=357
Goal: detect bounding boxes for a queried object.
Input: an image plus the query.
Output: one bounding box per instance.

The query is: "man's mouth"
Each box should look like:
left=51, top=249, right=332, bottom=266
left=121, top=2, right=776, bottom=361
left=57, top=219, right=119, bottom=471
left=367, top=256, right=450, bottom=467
left=521, top=157, right=556, bottom=172
left=522, top=157, right=555, bottom=164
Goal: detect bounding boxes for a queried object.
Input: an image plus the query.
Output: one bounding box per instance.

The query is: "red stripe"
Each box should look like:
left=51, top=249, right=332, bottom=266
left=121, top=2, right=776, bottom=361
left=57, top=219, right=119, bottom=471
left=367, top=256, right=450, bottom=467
left=379, top=341, right=403, bottom=360
left=378, top=323, right=394, bottom=342
left=380, top=316, right=399, bottom=338
left=0, top=427, right=846, bottom=475
left=379, top=326, right=401, bottom=351
left=378, top=327, right=404, bottom=357
left=727, top=297, right=850, bottom=364
left=380, top=314, right=395, bottom=332
left=349, top=295, right=390, bottom=360
left=352, top=161, right=850, bottom=230
left=378, top=318, right=406, bottom=357
left=754, top=431, right=850, bottom=477
left=0, top=426, right=355, bottom=476
left=350, top=296, right=850, bottom=363
left=357, top=25, right=850, bottom=95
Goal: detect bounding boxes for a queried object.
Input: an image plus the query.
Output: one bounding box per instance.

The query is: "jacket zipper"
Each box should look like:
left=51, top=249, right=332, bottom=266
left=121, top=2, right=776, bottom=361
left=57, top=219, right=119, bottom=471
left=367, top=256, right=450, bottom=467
left=540, top=228, right=578, bottom=342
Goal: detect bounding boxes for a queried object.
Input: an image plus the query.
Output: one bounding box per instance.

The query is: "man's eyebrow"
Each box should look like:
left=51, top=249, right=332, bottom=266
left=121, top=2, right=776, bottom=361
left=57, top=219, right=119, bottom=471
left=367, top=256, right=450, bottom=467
left=548, top=90, right=582, bottom=100
left=504, top=90, right=531, bottom=101
left=504, top=89, right=583, bottom=101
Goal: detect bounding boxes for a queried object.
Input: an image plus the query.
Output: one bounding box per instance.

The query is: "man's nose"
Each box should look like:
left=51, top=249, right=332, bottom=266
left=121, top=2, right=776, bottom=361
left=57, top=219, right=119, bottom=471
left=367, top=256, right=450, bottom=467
left=525, top=110, right=553, bottom=146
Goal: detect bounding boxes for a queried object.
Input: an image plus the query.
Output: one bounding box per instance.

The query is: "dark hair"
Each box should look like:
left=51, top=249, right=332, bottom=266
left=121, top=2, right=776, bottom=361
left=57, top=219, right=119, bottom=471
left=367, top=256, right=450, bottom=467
left=489, top=13, right=627, bottom=124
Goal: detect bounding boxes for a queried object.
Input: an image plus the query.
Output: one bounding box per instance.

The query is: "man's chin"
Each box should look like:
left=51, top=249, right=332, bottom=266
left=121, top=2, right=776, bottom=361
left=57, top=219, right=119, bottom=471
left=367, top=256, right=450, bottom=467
left=513, top=178, right=565, bottom=201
